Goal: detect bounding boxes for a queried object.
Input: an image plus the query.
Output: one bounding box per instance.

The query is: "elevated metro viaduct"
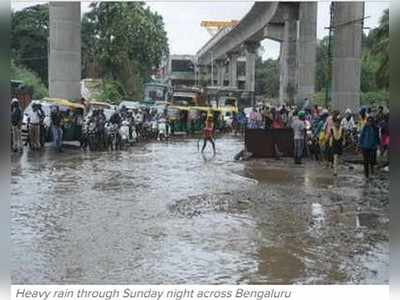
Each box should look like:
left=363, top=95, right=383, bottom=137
left=195, top=1, right=364, bottom=112
left=48, top=2, right=364, bottom=112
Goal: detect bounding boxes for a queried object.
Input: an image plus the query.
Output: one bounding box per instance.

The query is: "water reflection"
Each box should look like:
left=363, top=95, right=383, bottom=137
left=11, top=137, right=388, bottom=284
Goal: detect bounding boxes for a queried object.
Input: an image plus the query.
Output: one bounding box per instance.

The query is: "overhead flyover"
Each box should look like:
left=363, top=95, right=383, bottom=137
left=196, top=2, right=316, bottom=106
left=196, top=1, right=364, bottom=112
left=197, top=2, right=280, bottom=66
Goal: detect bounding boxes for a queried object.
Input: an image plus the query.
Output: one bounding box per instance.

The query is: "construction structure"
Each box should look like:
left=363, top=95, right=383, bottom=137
left=196, top=1, right=364, bottom=111
left=200, top=20, right=239, bottom=36
left=331, top=2, right=364, bottom=113
left=47, top=1, right=365, bottom=111
left=48, top=1, right=81, bottom=101
left=162, top=55, right=197, bottom=88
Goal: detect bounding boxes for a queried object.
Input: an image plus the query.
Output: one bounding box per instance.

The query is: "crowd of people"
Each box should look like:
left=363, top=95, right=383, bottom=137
left=11, top=97, right=389, bottom=178
left=81, top=105, right=172, bottom=152
left=10, top=98, right=175, bottom=153
left=242, top=103, right=389, bottom=178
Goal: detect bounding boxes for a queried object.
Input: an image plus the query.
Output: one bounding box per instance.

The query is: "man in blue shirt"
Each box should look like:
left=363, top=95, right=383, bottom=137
left=359, top=116, right=380, bottom=178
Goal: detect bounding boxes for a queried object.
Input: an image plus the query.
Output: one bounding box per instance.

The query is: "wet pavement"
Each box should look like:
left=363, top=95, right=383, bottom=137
left=11, top=136, right=389, bottom=284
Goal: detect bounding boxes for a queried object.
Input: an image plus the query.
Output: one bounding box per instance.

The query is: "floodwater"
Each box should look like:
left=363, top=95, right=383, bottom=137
left=11, top=136, right=389, bottom=284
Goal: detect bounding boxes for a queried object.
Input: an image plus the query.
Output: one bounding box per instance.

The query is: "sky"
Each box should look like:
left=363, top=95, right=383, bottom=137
left=12, top=1, right=390, bottom=59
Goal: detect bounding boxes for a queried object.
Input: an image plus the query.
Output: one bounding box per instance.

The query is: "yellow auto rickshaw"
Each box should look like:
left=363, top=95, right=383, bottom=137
left=42, top=98, right=85, bottom=141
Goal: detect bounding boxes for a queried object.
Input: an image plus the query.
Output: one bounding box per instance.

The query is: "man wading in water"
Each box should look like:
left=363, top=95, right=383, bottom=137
left=201, top=115, right=216, bottom=155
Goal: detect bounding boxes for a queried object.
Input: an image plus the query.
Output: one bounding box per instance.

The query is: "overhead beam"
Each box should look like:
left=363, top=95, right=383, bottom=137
left=197, top=2, right=279, bottom=66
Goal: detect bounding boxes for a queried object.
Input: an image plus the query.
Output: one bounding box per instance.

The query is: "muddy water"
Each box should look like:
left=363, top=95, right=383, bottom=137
left=11, top=137, right=389, bottom=284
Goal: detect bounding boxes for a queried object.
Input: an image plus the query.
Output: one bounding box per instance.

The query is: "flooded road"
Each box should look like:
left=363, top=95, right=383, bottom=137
left=11, top=136, right=389, bottom=284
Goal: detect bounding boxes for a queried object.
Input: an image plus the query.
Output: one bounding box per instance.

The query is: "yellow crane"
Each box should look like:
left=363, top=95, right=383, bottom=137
left=200, top=20, right=239, bottom=36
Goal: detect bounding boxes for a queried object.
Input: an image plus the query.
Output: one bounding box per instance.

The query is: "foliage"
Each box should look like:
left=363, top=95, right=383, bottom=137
left=314, top=9, right=389, bottom=106
left=361, top=52, right=379, bottom=92
left=361, top=90, right=389, bottom=106
left=11, top=2, right=169, bottom=102
left=81, top=2, right=169, bottom=100
left=371, top=9, right=389, bottom=89
left=255, top=56, right=279, bottom=98
left=313, top=90, right=327, bottom=107
left=11, top=4, right=49, bottom=85
left=11, top=60, right=48, bottom=99
left=94, top=80, right=127, bottom=104
left=316, top=36, right=330, bottom=93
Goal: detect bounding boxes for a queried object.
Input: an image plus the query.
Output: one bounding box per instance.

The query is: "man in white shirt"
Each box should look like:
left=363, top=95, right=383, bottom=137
left=341, top=109, right=356, bottom=132
left=28, top=101, right=42, bottom=150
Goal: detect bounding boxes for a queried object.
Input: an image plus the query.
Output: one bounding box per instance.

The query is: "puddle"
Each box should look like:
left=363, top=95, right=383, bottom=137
left=239, top=168, right=292, bottom=184
left=357, top=213, right=381, bottom=229
left=255, top=247, right=305, bottom=284
left=11, top=136, right=389, bottom=284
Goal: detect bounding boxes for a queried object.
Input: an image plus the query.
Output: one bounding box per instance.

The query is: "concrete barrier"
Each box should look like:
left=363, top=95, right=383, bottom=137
left=245, top=128, right=294, bottom=157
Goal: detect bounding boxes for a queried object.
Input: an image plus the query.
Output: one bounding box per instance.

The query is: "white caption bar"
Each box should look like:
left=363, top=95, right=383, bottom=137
left=11, top=285, right=389, bottom=300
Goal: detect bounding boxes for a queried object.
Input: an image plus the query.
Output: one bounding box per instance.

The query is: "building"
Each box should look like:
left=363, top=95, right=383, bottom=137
left=163, top=55, right=197, bottom=88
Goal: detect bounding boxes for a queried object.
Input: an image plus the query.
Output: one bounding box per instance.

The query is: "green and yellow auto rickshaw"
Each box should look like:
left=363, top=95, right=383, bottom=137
left=42, top=98, right=85, bottom=142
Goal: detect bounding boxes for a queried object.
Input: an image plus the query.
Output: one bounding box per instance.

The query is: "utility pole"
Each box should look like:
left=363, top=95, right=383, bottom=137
left=325, top=2, right=335, bottom=109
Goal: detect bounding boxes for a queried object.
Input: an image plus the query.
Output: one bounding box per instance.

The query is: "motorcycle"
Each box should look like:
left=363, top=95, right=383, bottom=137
left=130, top=124, right=138, bottom=145
left=86, top=121, right=97, bottom=151
left=107, top=122, right=121, bottom=151
left=119, top=121, right=130, bottom=150
left=150, top=120, right=159, bottom=139
left=305, top=119, right=321, bottom=160
left=157, top=119, right=168, bottom=141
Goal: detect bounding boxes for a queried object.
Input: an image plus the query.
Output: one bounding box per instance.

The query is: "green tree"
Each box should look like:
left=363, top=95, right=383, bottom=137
left=11, top=4, right=49, bottom=85
left=372, top=9, right=389, bottom=89
left=255, top=56, right=279, bottom=99
left=11, top=2, right=169, bottom=101
left=11, top=60, right=48, bottom=99
left=81, top=2, right=169, bottom=100
left=94, top=80, right=127, bottom=104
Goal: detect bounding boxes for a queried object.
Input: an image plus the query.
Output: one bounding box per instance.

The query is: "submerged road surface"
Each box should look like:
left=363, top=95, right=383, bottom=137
left=11, top=136, right=389, bottom=284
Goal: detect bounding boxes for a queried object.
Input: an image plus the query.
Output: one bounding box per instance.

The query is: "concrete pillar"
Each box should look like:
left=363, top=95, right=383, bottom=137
left=216, top=60, right=224, bottom=86
left=297, top=2, right=317, bottom=106
left=245, top=42, right=258, bottom=92
left=279, top=19, right=298, bottom=106
left=49, top=2, right=81, bottom=101
left=228, top=52, right=239, bottom=87
left=220, top=60, right=227, bottom=86
left=332, top=2, right=364, bottom=113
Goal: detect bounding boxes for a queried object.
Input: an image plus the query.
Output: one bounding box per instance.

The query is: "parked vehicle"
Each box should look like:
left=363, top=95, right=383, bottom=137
left=119, top=101, right=142, bottom=110
left=42, top=98, right=85, bottom=142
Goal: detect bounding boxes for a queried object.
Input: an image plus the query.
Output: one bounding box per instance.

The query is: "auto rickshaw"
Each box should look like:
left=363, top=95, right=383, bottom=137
left=167, top=105, right=191, bottom=133
left=42, top=98, right=85, bottom=142
left=218, top=106, right=239, bottom=132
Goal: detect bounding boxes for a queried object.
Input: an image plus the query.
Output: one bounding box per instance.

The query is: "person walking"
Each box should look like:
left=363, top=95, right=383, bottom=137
left=323, top=110, right=339, bottom=167
left=50, top=105, right=64, bottom=152
left=238, top=110, right=247, bottom=135
left=291, top=111, right=306, bottom=164
left=359, top=116, right=380, bottom=179
left=201, top=115, right=216, bottom=155
left=329, top=119, right=344, bottom=176
left=37, top=102, right=46, bottom=148
left=11, top=98, right=23, bottom=152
